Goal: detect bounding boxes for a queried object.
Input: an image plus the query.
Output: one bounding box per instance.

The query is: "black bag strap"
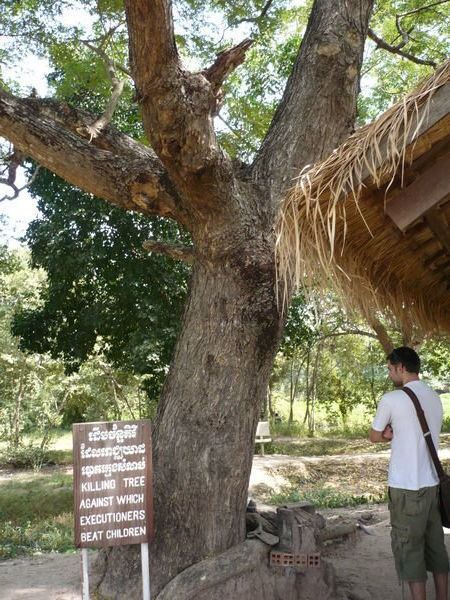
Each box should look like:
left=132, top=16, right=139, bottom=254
left=402, top=386, right=446, bottom=480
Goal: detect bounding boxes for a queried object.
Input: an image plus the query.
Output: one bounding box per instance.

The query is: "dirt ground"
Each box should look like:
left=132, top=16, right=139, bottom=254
left=0, top=552, right=82, bottom=600
left=3, top=508, right=450, bottom=600
left=321, top=504, right=450, bottom=600
left=2, top=453, right=450, bottom=600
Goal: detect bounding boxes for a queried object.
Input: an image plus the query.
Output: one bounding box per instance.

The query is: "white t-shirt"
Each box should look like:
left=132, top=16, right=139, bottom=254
left=372, top=380, right=443, bottom=490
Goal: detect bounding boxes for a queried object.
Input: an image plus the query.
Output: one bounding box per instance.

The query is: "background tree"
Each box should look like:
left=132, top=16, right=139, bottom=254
left=0, top=244, right=145, bottom=461
left=13, top=169, right=189, bottom=404
left=0, top=246, right=49, bottom=449
left=0, top=0, right=448, bottom=596
left=274, top=295, right=390, bottom=434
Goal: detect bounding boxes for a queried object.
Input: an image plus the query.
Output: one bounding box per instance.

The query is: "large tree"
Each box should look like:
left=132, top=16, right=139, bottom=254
left=0, top=0, right=447, bottom=596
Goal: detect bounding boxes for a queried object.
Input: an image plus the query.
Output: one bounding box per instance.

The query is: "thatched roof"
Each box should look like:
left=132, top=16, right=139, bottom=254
left=277, top=60, right=450, bottom=335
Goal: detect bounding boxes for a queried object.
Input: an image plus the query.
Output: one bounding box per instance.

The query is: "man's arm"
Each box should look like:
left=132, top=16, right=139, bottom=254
left=369, top=425, right=393, bottom=443
left=370, top=394, right=393, bottom=443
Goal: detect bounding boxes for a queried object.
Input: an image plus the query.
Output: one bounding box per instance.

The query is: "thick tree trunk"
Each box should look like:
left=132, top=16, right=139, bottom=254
left=98, top=203, right=283, bottom=597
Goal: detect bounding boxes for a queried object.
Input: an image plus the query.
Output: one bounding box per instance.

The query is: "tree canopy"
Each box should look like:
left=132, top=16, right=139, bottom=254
left=3, top=0, right=448, bottom=393
left=1, top=0, right=449, bottom=596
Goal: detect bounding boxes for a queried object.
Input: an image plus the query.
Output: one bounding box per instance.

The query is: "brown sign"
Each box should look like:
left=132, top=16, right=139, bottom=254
left=73, top=420, right=153, bottom=548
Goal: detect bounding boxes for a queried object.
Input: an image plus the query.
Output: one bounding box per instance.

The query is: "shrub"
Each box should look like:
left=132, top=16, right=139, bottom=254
left=0, top=445, right=50, bottom=470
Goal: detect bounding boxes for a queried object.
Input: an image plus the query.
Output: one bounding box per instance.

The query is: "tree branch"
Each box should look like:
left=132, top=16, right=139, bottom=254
left=124, top=0, right=239, bottom=214
left=81, top=40, right=127, bottom=139
left=142, top=240, right=195, bottom=264
left=318, top=329, right=378, bottom=342
left=125, top=0, right=178, bottom=94
left=0, top=87, right=186, bottom=223
left=1, top=145, right=25, bottom=185
left=203, top=39, right=254, bottom=95
left=367, top=28, right=437, bottom=67
left=231, top=0, right=275, bottom=26
left=397, top=0, right=450, bottom=20
left=251, top=0, right=374, bottom=202
left=366, top=316, right=394, bottom=355
left=0, top=164, right=41, bottom=202
left=125, top=0, right=222, bottom=178
left=393, top=17, right=413, bottom=50
left=92, top=20, right=128, bottom=53
left=81, top=38, right=131, bottom=78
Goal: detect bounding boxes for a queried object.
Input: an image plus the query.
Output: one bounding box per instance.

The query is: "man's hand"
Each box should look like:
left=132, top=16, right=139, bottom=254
left=369, top=425, right=393, bottom=443
left=382, top=424, right=393, bottom=441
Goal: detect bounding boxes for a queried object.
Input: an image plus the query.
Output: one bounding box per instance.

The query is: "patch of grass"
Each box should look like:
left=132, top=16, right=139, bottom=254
left=0, top=514, right=74, bottom=559
left=271, top=421, right=306, bottom=437
left=268, top=487, right=387, bottom=508
left=0, top=445, right=50, bottom=470
left=0, top=472, right=74, bottom=558
left=45, top=448, right=73, bottom=465
left=260, top=436, right=389, bottom=457
left=323, top=424, right=372, bottom=439
left=269, top=420, right=371, bottom=439
left=0, top=446, right=72, bottom=469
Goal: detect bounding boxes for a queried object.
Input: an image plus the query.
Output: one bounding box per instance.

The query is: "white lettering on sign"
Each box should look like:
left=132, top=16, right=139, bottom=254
left=116, top=493, right=144, bottom=505
left=80, top=443, right=146, bottom=461
left=80, top=510, right=146, bottom=526
left=88, top=423, right=138, bottom=443
left=124, top=476, right=146, bottom=487
left=106, top=526, right=146, bottom=539
left=81, top=479, right=116, bottom=493
left=79, top=496, right=114, bottom=509
left=81, top=530, right=104, bottom=543
left=81, top=458, right=146, bottom=478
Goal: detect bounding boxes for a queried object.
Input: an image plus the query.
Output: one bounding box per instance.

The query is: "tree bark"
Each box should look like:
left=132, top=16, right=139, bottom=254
left=367, top=315, right=395, bottom=355
left=252, top=0, right=373, bottom=199
left=98, top=204, right=282, bottom=596
left=0, top=89, right=184, bottom=222
left=289, top=360, right=295, bottom=425
left=151, top=255, right=280, bottom=590
left=0, top=0, right=375, bottom=596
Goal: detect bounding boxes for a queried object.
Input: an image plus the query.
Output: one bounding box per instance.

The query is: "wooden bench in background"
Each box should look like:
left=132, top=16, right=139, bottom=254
left=255, top=421, right=272, bottom=456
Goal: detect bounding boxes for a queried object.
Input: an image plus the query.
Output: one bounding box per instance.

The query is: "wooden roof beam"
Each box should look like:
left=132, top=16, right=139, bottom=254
left=425, top=207, right=450, bottom=254
left=385, top=150, right=450, bottom=231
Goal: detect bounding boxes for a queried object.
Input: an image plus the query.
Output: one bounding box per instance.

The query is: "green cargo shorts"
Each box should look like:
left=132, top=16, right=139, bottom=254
left=389, top=485, right=449, bottom=582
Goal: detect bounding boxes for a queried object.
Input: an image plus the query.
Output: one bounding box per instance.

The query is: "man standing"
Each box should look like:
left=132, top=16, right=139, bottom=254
left=370, top=346, right=449, bottom=600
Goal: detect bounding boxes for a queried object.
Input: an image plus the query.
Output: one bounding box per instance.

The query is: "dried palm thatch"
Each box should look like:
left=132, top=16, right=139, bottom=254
left=276, top=59, right=450, bottom=335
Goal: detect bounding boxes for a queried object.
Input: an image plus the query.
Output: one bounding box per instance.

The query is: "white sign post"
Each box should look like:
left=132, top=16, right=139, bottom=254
left=81, top=548, right=90, bottom=600
left=141, top=542, right=151, bottom=600
left=73, top=420, right=154, bottom=599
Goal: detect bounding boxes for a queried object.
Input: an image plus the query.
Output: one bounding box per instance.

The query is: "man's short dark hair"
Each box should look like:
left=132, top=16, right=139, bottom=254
left=387, top=346, right=420, bottom=374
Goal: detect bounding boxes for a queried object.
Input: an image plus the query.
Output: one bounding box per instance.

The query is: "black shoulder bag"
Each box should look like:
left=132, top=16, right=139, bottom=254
left=402, top=386, right=450, bottom=528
